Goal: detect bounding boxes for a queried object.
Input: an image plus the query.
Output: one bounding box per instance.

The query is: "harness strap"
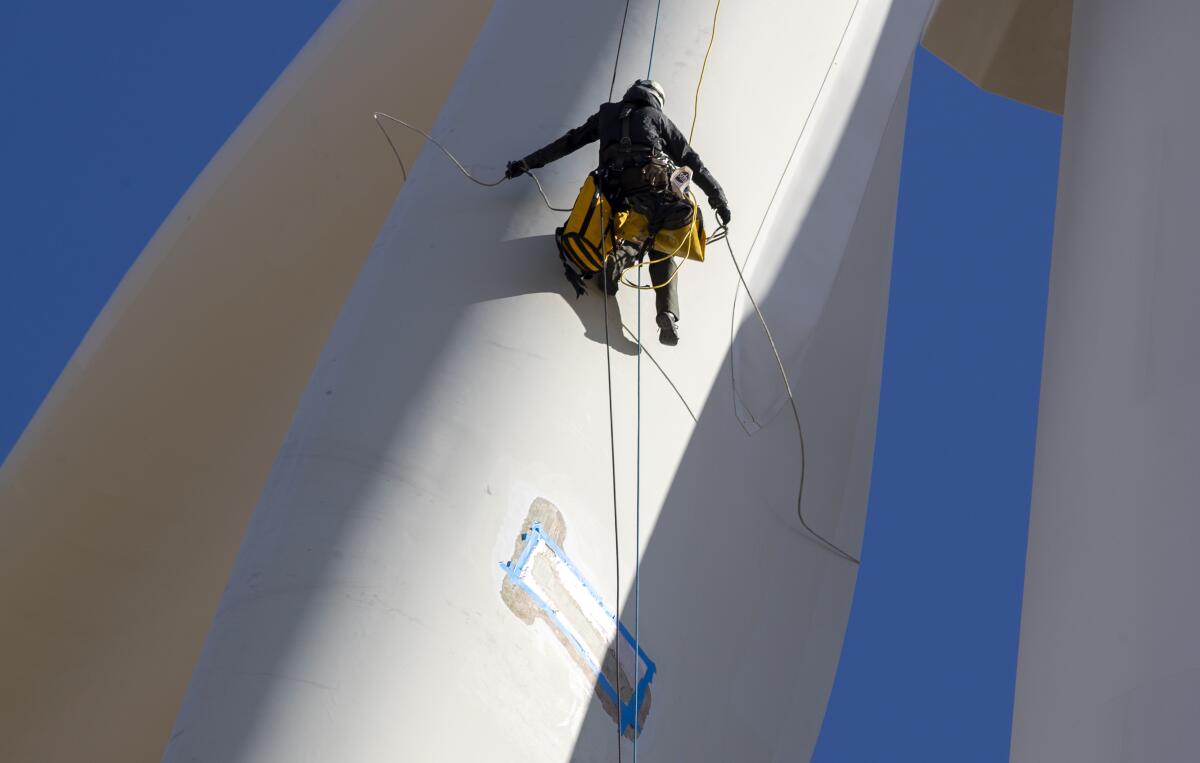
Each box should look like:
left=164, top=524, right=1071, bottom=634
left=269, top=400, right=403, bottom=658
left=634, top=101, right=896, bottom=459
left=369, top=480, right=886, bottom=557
left=603, top=105, right=650, bottom=171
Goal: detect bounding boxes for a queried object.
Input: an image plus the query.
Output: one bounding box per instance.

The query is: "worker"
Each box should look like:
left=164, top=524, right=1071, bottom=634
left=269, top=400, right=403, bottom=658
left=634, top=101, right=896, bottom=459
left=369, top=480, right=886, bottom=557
left=505, top=79, right=731, bottom=346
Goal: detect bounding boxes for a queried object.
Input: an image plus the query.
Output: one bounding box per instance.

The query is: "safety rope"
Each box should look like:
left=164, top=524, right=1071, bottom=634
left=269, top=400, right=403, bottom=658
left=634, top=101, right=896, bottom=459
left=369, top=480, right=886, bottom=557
left=372, top=113, right=570, bottom=212
left=634, top=0, right=664, bottom=755
left=624, top=23, right=860, bottom=731
left=689, top=0, right=721, bottom=144
left=633, top=219, right=644, bottom=763
left=607, top=6, right=632, bottom=761
left=615, top=0, right=720, bottom=295
left=728, top=0, right=863, bottom=429
left=721, top=0, right=864, bottom=564
left=722, top=233, right=861, bottom=564
left=646, top=0, right=663, bottom=80
left=610, top=0, right=632, bottom=102
left=599, top=223, right=625, bottom=763
left=377, top=10, right=637, bottom=757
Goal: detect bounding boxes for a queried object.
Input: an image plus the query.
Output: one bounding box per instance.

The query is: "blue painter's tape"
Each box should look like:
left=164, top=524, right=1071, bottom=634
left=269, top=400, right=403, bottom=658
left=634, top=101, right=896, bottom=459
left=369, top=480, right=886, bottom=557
left=500, top=522, right=656, bottom=734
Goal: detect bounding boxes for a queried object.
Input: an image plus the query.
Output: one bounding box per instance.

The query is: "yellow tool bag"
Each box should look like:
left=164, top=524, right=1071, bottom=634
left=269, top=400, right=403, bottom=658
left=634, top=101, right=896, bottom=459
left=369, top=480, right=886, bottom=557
left=557, top=173, right=620, bottom=274
left=555, top=173, right=707, bottom=277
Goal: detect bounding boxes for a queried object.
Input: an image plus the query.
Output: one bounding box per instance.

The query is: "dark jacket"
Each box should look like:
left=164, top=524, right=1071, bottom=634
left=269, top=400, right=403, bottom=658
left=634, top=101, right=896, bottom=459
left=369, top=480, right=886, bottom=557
left=520, top=85, right=728, bottom=210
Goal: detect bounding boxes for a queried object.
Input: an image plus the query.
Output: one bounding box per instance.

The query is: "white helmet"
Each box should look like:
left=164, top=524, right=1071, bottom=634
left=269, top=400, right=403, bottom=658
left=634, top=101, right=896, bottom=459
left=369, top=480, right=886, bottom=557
left=627, top=78, right=666, bottom=109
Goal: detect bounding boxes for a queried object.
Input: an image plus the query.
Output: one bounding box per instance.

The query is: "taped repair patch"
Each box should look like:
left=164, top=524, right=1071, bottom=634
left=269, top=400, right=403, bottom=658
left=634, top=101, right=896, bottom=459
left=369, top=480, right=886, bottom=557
left=499, top=499, right=654, bottom=737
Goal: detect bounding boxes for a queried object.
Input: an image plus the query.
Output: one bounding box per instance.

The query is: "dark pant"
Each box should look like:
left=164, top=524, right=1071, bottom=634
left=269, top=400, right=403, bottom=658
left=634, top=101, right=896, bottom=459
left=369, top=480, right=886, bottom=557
left=619, top=191, right=691, bottom=320
left=607, top=244, right=681, bottom=320
left=646, top=253, right=680, bottom=320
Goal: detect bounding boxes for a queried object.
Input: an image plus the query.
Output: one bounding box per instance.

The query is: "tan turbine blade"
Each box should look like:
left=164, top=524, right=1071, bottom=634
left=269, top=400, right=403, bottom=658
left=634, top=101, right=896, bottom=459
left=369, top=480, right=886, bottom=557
left=0, top=2, right=492, bottom=761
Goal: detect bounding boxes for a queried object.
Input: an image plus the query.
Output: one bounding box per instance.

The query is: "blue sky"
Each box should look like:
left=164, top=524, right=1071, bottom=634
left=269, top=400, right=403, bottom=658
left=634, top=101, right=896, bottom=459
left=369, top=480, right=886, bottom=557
left=0, top=0, right=340, bottom=456
left=814, top=49, right=1060, bottom=761
left=0, top=5, right=1059, bottom=760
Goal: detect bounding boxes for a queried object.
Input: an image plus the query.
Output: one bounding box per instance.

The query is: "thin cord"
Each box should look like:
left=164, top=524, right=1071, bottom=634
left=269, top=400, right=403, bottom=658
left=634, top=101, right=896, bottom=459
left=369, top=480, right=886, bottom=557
left=610, top=0, right=632, bottom=101
left=606, top=8, right=631, bottom=757
left=633, top=247, right=643, bottom=760
left=599, top=222, right=625, bottom=763
left=727, top=0, right=862, bottom=430
left=618, top=0, right=721, bottom=298
left=604, top=11, right=633, bottom=758
left=711, top=1, right=863, bottom=565
left=688, top=0, right=721, bottom=143
left=723, top=234, right=860, bottom=564
left=636, top=0, right=664, bottom=757
left=373, top=112, right=500, bottom=186
left=646, top=0, right=663, bottom=79
left=372, top=112, right=570, bottom=212
left=373, top=110, right=411, bottom=180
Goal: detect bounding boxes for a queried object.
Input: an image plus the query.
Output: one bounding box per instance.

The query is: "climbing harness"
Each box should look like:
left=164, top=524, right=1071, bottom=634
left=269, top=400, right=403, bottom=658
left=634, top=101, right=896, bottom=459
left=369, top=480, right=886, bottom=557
left=600, top=104, right=661, bottom=180
left=554, top=171, right=706, bottom=299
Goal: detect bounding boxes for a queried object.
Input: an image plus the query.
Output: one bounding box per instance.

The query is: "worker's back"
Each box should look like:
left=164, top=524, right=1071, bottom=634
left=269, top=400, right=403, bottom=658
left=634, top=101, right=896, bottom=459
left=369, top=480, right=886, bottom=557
left=594, top=98, right=674, bottom=164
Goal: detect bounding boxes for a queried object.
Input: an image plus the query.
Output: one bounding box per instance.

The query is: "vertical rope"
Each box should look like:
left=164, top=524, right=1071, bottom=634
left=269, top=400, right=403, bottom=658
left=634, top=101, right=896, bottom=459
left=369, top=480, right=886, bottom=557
left=721, top=1, right=864, bottom=564
left=688, top=0, right=721, bottom=143
left=723, top=235, right=861, bottom=565
left=600, top=236, right=625, bottom=763
left=646, top=0, right=663, bottom=79
left=606, top=5, right=634, bottom=758
left=729, top=0, right=863, bottom=429
left=610, top=0, right=632, bottom=101
left=635, top=0, right=664, bottom=757
left=633, top=252, right=643, bottom=761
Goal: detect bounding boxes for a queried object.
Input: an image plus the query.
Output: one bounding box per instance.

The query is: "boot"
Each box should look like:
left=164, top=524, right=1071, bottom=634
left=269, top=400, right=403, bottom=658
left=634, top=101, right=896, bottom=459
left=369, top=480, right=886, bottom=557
left=656, top=311, right=679, bottom=346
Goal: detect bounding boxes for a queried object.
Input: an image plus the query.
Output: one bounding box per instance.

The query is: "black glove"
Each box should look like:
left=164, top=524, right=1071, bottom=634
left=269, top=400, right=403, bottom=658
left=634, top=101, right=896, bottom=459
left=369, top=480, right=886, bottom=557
left=715, top=205, right=732, bottom=226
left=505, top=159, right=529, bottom=180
